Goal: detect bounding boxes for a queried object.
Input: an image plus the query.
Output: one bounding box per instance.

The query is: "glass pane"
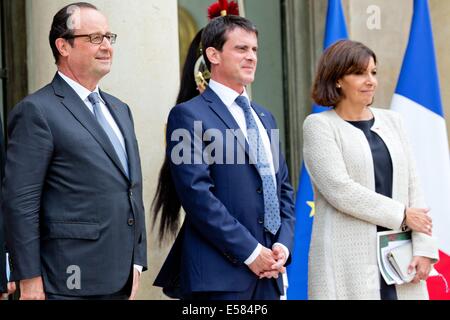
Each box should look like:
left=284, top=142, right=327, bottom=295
left=244, top=0, right=285, bottom=150
left=178, top=0, right=209, bottom=71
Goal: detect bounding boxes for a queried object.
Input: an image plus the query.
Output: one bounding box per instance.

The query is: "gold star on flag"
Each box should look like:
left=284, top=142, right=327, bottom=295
left=307, top=201, right=315, bottom=217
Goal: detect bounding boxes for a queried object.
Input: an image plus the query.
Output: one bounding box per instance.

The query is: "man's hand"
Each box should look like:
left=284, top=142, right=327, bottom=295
left=1, top=282, right=16, bottom=301
left=20, top=276, right=45, bottom=300
left=248, top=247, right=278, bottom=278
left=7, top=282, right=16, bottom=296
left=271, top=245, right=287, bottom=270
left=258, top=245, right=287, bottom=279
left=409, top=256, right=433, bottom=284
left=1, top=282, right=16, bottom=300
left=128, top=268, right=141, bottom=300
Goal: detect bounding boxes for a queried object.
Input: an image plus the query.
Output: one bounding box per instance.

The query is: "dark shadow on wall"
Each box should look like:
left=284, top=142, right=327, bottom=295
left=1, top=0, right=28, bottom=119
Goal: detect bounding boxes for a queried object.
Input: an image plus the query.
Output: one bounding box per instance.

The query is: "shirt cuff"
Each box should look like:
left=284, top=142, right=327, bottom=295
left=273, top=243, right=290, bottom=262
left=134, top=264, right=143, bottom=274
left=244, top=243, right=263, bottom=265
left=5, top=253, right=10, bottom=281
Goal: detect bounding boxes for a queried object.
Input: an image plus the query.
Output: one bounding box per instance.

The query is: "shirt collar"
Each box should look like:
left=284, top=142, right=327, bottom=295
left=208, top=79, right=250, bottom=109
left=58, top=71, right=102, bottom=103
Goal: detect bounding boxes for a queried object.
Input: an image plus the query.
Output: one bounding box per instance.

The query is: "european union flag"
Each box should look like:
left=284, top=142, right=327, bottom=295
left=287, top=0, right=348, bottom=300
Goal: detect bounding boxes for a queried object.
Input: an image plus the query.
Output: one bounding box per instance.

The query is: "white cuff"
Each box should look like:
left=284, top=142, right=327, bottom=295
left=5, top=253, right=11, bottom=281
left=134, top=264, right=143, bottom=274
left=244, top=243, right=263, bottom=265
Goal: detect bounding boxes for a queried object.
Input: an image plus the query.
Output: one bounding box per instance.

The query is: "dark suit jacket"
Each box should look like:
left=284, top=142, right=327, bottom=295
left=154, top=87, right=295, bottom=297
left=2, top=73, right=147, bottom=296
left=0, top=120, right=7, bottom=294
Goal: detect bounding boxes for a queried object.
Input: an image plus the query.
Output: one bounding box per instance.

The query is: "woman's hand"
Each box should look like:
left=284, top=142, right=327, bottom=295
left=405, top=208, right=432, bottom=236
left=408, top=256, right=433, bottom=284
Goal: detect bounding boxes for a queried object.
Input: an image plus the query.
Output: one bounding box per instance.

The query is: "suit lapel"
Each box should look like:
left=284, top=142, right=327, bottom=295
left=203, top=87, right=240, bottom=131
left=52, top=74, right=129, bottom=180
left=202, top=87, right=257, bottom=165
left=252, top=103, right=272, bottom=139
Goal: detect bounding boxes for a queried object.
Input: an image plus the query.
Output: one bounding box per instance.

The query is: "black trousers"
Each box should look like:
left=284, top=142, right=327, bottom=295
left=46, top=291, right=129, bottom=300
left=184, top=277, right=280, bottom=301
left=46, top=267, right=133, bottom=300
left=183, top=231, right=283, bottom=301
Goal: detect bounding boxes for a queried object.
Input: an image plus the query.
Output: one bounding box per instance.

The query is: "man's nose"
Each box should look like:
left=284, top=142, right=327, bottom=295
left=246, top=50, right=257, bottom=61
left=99, top=36, right=113, bottom=50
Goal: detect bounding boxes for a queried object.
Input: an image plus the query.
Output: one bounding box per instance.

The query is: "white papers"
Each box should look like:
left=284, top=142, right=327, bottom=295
left=377, top=230, right=415, bottom=285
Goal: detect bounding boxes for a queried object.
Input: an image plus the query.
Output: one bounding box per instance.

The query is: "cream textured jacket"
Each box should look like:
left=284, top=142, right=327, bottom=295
left=303, top=107, right=439, bottom=300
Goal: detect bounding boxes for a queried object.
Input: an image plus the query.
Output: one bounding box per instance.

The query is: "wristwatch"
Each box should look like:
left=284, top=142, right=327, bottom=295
left=400, top=209, right=408, bottom=231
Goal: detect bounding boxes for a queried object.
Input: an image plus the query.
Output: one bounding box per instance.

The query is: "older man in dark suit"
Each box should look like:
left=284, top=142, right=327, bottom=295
left=3, top=2, right=146, bottom=300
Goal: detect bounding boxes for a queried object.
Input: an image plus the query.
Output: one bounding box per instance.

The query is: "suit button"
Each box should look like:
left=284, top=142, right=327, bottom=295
left=258, top=218, right=264, bottom=225
left=128, top=218, right=135, bottom=226
left=129, top=190, right=133, bottom=197
left=256, top=188, right=262, bottom=194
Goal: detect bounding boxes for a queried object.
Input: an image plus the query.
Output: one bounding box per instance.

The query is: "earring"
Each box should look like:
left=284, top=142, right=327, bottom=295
left=336, top=84, right=341, bottom=89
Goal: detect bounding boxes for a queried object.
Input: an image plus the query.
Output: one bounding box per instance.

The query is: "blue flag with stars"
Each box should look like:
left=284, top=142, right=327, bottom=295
left=287, top=0, right=348, bottom=300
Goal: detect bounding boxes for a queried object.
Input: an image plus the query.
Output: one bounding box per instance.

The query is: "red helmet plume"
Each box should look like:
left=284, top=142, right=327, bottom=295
left=207, top=0, right=240, bottom=20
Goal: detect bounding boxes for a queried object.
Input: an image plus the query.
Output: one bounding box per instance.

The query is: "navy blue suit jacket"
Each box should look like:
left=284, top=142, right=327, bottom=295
left=2, top=73, right=147, bottom=296
left=154, top=87, right=295, bottom=297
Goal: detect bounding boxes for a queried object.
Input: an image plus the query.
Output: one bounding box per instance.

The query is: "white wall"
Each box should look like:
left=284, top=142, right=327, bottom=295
left=343, top=0, right=450, bottom=143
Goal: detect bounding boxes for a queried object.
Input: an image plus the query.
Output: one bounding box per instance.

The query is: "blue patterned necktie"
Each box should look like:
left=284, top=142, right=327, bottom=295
left=88, top=92, right=129, bottom=178
left=235, top=95, right=281, bottom=235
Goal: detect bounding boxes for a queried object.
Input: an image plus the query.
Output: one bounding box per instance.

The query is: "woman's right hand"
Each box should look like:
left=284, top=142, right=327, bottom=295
left=405, top=208, right=433, bottom=236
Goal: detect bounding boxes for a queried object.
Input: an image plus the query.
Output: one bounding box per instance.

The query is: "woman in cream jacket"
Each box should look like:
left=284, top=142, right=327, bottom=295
left=303, top=40, right=439, bottom=300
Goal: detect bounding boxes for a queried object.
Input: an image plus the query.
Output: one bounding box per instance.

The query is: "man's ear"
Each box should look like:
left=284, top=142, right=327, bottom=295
left=55, top=38, right=70, bottom=58
left=205, top=47, right=220, bottom=66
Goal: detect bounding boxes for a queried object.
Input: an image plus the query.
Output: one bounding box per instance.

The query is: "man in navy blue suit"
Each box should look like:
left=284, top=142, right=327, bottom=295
left=154, top=15, right=295, bottom=300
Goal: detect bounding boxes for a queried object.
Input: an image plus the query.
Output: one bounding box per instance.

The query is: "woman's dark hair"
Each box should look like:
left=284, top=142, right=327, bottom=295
left=201, top=15, right=258, bottom=71
left=49, top=2, right=98, bottom=64
left=312, top=40, right=377, bottom=107
left=151, top=29, right=204, bottom=244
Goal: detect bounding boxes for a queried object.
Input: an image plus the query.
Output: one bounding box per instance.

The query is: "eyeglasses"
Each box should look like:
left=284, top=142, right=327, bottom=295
left=65, top=33, right=117, bottom=45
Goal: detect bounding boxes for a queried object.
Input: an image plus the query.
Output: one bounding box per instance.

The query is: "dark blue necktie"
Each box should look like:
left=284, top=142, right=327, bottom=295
left=88, top=92, right=129, bottom=178
left=235, top=95, right=281, bottom=235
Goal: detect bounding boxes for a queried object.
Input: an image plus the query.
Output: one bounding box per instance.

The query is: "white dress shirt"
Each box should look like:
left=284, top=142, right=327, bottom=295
left=58, top=72, right=126, bottom=150
left=208, top=80, right=289, bottom=265
left=58, top=71, right=142, bottom=275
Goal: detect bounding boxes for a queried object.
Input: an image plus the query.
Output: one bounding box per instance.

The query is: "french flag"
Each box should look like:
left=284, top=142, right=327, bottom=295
left=391, top=0, right=450, bottom=299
